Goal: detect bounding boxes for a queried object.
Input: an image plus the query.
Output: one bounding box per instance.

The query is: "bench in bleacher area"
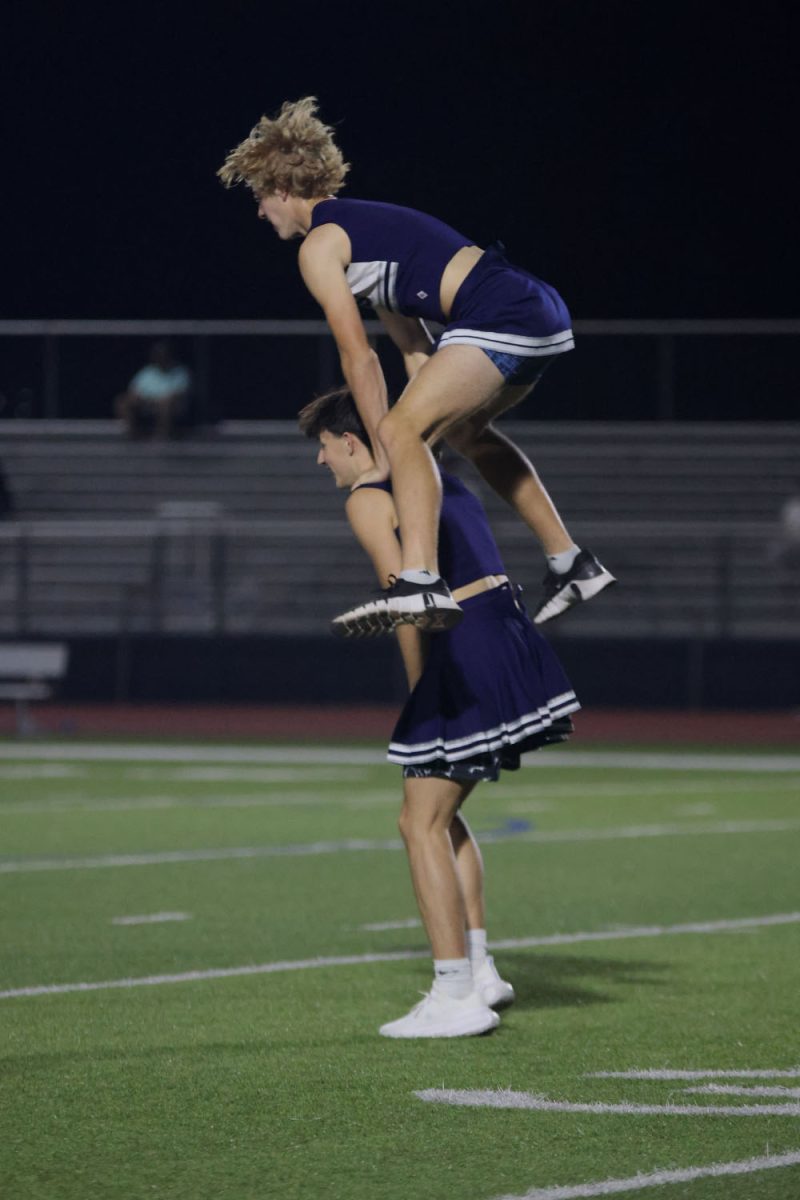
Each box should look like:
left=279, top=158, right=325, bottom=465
left=0, top=419, right=799, bottom=640
left=0, top=641, right=68, bottom=734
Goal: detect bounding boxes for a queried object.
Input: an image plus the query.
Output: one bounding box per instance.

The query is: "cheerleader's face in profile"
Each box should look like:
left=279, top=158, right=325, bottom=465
left=256, top=191, right=310, bottom=240
left=316, top=429, right=364, bottom=490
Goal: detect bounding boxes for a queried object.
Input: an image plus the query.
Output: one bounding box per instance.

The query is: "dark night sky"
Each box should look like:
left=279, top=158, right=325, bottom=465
left=2, top=0, right=798, bottom=321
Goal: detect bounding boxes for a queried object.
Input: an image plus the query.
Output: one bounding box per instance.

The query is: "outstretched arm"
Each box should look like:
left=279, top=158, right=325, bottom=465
left=299, top=226, right=389, bottom=476
left=345, top=487, right=425, bottom=689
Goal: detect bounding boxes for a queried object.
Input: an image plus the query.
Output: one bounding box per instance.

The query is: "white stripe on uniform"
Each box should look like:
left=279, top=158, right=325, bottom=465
left=439, top=328, right=575, bottom=356
left=388, top=694, right=580, bottom=764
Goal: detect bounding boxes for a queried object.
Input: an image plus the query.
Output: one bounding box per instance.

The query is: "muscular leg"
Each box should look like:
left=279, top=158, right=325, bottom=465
left=446, top=383, right=574, bottom=556
left=398, top=774, right=474, bottom=960
left=379, top=348, right=576, bottom=569
left=377, top=346, right=506, bottom=574
left=449, top=805, right=484, bottom=932
left=380, top=775, right=500, bottom=1036
left=340, top=344, right=605, bottom=636
left=450, top=800, right=516, bottom=1009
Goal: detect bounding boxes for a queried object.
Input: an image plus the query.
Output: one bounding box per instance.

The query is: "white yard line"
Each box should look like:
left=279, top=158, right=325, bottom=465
left=499, top=819, right=800, bottom=844
left=1, top=795, right=187, bottom=815
left=0, top=743, right=385, bottom=765
left=0, top=790, right=399, bottom=815
left=111, top=912, right=192, bottom=926
left=126, top=766, right=371, bottom=783
left=0, top=765, right=86, bottom=779
left=496, top=778, right=800, bottom=801
left=491, top=911, right=800, bottom=951
left=0, top=742, right=798, bottom=772
left=588, top=1068, right=800, bottom=1080
left=0, top=837, right=406, bottom=873
left=2, top=818, right=799, bottom=875
left=416, top=1087, right=800, bottom=1117
left=5, top=777, right=796, bottom=817
left=685, top=1084, right=800, bottom=1098
left=486, top=1149, right=800, bottom=1200
left=1, top=910, right=798, bottom=1001
left=357, top=918, right=421, bottom=932
left=0, top=950, right=431, bottom=1000
left=3, top=776, right=797, bottom=817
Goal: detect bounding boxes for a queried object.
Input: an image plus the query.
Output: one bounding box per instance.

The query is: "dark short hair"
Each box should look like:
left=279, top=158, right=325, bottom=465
left=297, top=386, right=372, bottom=450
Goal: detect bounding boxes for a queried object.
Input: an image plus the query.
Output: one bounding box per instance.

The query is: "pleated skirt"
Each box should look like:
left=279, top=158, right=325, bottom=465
left=388, top=583, right=580, bottom=781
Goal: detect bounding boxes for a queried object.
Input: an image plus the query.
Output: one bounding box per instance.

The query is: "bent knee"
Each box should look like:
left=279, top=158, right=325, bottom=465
left=398, top=804, right=421, bottom=844
left=399, top=803, right=453, bottom=845
left=446, top=416, right=493, bottom=458
left=376, top=409, right=403, bottom=450
left=377, top=406, right=429, bottom=452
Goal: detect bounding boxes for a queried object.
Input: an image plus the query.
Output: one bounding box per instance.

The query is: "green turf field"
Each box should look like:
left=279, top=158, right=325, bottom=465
left=1, top=742, right=799, bottom=1200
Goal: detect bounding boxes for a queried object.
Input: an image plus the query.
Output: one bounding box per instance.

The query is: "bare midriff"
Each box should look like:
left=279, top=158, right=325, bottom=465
left=439, top=245, right=484, bottom=322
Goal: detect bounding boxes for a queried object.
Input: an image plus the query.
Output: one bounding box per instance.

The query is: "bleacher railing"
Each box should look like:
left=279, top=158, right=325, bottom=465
left=2, top=318, right=800, bottom=421
left=1, top=517, right=798, bottom=644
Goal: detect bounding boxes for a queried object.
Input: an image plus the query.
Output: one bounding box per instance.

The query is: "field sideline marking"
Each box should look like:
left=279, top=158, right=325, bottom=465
left=0, top=765, right=86, bottom=779
left=4, top=777, right=798, bottom=816
left=3, top=818, right=799, bottom=875
left=588, top=1068, right=800, bottom=1079
left=496, top=778, right=800, bottom=800
left=1, top=910, right=798, bottom=1001
left=686, top=1084, right=800, bottom=1098
left=484, top=1148, right=800, bottom=1199
left=3, top=778, right=797, bottom=819
left=0, top=790, right=399, bottom=815
left=416, top=1087, right=800, bottom=1117
left=130, top=766, right=370, bottom=781
left=0, top=742, right=799, bottom=772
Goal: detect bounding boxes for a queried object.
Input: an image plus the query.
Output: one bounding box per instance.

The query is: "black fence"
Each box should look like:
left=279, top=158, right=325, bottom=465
left=1, top=319, right=799, bottom=422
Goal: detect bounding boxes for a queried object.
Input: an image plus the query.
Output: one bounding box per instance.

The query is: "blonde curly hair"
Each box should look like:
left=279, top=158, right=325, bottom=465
left=217, top=96, right=350, bottom=198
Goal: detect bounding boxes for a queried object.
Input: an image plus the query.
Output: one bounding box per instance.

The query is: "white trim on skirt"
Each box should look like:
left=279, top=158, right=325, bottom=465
left=387, top=691, right=580, bottom=765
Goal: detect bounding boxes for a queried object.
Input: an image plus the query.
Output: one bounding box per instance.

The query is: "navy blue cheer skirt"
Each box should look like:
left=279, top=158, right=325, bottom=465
left=387, top=582, right=579, bottom=782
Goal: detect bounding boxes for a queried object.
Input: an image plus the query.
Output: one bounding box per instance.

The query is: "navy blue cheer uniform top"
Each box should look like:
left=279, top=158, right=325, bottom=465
left=355, top=470, right=580, bottom=781
left=309, top=197, right=575, bottom=367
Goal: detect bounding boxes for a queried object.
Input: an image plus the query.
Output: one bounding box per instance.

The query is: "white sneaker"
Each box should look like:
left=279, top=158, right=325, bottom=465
left=333, top=576, right=464, bottom=638
left=379, top=985, right=500, bottom=1039
left=472, top=955, right=515, bottom=1009
left=533, top=549, right=617, bottom=625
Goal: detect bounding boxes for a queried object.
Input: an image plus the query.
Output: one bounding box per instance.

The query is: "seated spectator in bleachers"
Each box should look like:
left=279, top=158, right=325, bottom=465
left=115, top=342, right=191, bottom=439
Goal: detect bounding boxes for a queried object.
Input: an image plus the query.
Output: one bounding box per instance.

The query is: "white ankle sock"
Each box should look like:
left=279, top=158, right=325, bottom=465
left=547, top=545, right=580, bottom=575
left=433, top=957, right=473, bottom=999
left=400, top=569, right=441, bottom=585
left=467, top=928, right=488, bottom=969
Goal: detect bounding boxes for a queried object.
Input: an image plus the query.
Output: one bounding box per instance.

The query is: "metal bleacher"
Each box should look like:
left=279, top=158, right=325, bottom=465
left=1, top=419, right=799, bottom=640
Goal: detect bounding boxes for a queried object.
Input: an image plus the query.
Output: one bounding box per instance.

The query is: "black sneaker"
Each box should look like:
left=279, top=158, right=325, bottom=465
left=533, top=549, right=617, bottom=625
left=332, top=575, right=464, bottom=638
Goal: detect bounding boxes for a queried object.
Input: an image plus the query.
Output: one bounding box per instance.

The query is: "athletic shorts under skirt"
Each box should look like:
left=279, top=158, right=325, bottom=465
left=436, top=244, right=575, bottom=377
left=388, top=583, right=580, bottom=782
